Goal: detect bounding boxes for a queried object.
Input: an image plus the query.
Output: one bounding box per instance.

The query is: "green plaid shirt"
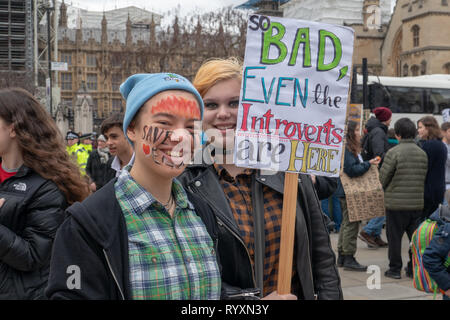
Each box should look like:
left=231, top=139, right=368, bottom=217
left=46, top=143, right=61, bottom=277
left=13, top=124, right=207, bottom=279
left=114, top=168, right=221, bottom=300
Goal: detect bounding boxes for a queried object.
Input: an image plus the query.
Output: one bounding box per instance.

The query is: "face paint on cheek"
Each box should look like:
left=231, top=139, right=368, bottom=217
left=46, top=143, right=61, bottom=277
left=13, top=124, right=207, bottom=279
left=151, top=96, right=201, bottom=119
left=152, top=148, right=162, bottom=165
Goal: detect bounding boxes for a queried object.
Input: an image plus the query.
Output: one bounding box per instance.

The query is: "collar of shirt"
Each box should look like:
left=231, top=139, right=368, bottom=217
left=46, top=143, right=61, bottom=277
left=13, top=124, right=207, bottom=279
left=213, top=163, right=253, bottom=183
left=115, top=167, right=192, bottom=216
left=112, top=152, right=135, bottom=177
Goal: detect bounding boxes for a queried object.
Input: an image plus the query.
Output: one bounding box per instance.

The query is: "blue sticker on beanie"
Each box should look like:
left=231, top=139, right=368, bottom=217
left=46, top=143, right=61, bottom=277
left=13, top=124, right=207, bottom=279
left=120, top=73, right=204, bottom=145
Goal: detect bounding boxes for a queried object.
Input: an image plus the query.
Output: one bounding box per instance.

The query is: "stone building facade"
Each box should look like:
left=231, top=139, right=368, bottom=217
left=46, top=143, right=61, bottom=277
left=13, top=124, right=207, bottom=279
left=48, top=1, right=246, bottom=134
left=54, top=1, right=163, bottom=132
left=381, top=0, right=450, bottom=76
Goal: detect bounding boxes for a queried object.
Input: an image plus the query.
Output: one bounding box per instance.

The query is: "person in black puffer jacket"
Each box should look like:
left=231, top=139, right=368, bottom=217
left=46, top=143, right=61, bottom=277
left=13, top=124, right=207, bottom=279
left=361, top=107, right=392, bottom=162
left=359, top=107, right=392, bottom=249
left=417, top=116, right=448, bottom=220
left=0, top=88, right=90, bottom=299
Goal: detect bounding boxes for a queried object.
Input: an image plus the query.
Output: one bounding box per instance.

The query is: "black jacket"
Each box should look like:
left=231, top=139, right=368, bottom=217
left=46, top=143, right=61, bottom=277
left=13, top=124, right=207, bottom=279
left=178, top=165, right=343, bottom=300
left=363, top=117, right=390, bottom=161
left=45, top=179, right=219, bottom=300
left=315, top=176, right=338, bottom=200
left=86, top=150, right=116, bottom=189
left=421, top=139, right=447, bottom=207
left=0, top=165, right=66, bottom=299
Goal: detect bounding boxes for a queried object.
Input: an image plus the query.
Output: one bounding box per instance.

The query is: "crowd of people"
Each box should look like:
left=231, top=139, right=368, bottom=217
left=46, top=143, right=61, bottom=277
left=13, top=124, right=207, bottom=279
left=0, top=57, right=448, bottom=300
left=324, top=106, right=450, bottom=300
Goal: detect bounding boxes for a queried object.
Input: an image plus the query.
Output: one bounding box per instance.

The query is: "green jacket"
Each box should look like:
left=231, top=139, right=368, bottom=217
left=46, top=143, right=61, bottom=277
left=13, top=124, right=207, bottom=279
left=379, top=139, right=428, bottom=211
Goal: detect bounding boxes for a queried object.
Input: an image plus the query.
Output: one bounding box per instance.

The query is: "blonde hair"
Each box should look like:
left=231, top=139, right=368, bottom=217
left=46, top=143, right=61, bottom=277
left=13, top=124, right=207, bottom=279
left=193, top=57, right=243, bottom=98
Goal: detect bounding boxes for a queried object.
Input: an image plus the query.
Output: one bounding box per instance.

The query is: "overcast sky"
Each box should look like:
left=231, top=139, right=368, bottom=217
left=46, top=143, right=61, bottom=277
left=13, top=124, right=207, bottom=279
left=64, top=1, right=396, bottom=16
left=66, top=0, right=247, bottom=14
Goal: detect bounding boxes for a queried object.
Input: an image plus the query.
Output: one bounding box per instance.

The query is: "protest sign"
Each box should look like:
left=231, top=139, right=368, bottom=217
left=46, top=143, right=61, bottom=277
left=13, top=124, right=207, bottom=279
left=340, top=165, right=385, bottom=222
left=234, top=15, right=355, bottom=178
left=235, top=14, right=354, bottom=295
left=348, top=104, right=363, bottom=127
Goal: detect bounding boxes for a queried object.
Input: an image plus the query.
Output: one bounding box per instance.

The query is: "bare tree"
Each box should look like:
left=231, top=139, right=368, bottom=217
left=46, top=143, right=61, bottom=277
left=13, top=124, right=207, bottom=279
left=110, top=7, right=250, bottom=81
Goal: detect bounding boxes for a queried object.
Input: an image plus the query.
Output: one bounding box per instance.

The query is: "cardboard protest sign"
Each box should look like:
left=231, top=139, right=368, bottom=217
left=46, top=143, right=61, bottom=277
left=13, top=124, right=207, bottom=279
left=340, top=165, right=385, bottom=222
left=234, top=15, right=355, bottom=177
left=348, top=104, right=363, bottom=128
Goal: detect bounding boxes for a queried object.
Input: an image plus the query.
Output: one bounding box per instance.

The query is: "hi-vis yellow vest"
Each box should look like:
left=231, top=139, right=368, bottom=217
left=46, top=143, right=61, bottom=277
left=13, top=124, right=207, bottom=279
left=81, top=143, right=93, bottom=154
left=67, top=144, right=89, bottom=175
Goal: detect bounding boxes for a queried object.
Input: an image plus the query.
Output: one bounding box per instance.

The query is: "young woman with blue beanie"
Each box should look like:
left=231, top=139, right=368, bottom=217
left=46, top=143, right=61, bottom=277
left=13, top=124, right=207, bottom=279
left=46, top=73, right=221, bottom=300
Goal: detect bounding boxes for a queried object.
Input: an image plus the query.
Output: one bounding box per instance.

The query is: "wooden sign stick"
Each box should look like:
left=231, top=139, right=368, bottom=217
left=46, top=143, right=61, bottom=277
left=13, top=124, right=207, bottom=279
left=277, top=172, right=299, bottom=295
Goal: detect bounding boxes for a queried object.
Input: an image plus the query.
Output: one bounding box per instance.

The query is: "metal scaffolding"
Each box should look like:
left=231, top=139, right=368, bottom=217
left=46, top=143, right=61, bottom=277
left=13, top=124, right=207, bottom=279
left=0, top=0, right=34, bottom=73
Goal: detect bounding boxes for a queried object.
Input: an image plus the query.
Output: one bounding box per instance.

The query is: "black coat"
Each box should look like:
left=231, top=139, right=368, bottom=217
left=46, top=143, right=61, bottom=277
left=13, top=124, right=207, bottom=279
left=0, top=165, right=66, bottom=299
left=421, top=139, right=447, bottom=207
left=363, top=117, right=390, bottom=161
left=314, top=176, right=338, bottom=200
left=178, top=165, right=343, bottom=300
left=45, top=179, right=219, bottom=300
left=86, top=150, right=116, bottom=189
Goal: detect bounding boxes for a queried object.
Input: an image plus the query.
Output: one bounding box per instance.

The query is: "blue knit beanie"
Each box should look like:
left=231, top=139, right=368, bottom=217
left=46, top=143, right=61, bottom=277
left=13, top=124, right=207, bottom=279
left=120, top=73, right=204, bottom=143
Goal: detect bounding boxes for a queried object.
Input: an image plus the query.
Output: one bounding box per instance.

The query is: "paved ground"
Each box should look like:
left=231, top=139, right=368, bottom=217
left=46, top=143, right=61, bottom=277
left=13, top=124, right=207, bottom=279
left=329, top=228, right=442, bottom=300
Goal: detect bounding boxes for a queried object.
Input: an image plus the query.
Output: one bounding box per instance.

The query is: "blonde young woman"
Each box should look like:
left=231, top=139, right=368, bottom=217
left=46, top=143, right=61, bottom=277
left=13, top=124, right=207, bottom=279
left=179, top=58, right=342, bottom=300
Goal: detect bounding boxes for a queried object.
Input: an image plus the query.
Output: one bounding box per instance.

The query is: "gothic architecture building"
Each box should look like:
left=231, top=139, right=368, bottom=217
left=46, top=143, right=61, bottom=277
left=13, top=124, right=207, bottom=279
left=46, top=1, right=246, bottom=134
left=53, top=1, right=162, bottom=132
left=381, top=0, right=450, bottom=76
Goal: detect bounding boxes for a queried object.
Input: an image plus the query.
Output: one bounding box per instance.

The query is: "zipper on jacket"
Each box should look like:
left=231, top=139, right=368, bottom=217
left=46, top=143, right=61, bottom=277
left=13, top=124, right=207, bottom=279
left=227, top=291, right=260, bottom=299
left=216, top=217, right=257, bottom=289
left=188, top=184, right=258, bottom=291
left=103, top=249, right=125, bottom=300
left=297, top=177, right=317, bottom=299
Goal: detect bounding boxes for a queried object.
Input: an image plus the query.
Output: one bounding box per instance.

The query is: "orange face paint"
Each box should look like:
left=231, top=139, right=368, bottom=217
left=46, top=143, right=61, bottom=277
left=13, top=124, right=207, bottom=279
left=151, top=95, right=201, bottom=119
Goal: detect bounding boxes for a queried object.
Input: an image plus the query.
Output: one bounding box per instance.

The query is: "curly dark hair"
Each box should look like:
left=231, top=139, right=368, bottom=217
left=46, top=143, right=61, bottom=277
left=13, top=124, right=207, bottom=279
left=0, top=87, right=90, bottom=204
